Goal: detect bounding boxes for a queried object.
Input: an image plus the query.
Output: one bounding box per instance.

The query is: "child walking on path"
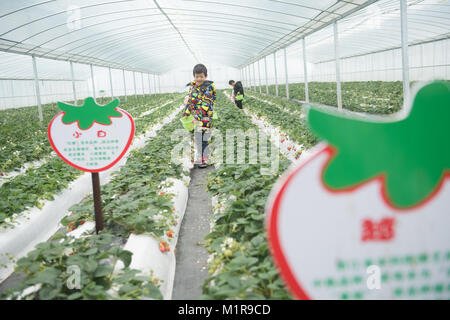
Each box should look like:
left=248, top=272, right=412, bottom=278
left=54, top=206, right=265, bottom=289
left=183, top=64, right=216, bottom=168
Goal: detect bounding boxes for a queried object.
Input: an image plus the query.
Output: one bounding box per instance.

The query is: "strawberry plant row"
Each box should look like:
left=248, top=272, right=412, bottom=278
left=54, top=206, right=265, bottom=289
left=252, top=81, right=406, bottom=114
left=244, top=96, right=319, bottom=151
left=0, top=229, right=164, bottom=299
left=200, top=91, right=293, bottom=299
left=61, top=112, right=188, bottom=238
left=0, top=97, right=185, bottom=227
left=245, top=91, right=303, bottom=116
left=0, top=106, right=189, bottom=300
left=0, top=93, right=183, bottom=173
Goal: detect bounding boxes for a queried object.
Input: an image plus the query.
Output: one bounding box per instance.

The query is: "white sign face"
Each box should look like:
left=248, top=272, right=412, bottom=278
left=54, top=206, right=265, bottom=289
left=266, top=82, right=450, bottom=300
left=267, top=144, right=450, bottom=300
left=48, top=98, right=135, bottom=172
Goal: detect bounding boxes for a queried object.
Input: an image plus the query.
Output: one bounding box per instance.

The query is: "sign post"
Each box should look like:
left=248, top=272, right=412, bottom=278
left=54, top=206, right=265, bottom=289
left=48, top=97, right=135, bottom=233
left=266, top=81, right=450, bottom=299
left=91, top=172, right=103, bottom=233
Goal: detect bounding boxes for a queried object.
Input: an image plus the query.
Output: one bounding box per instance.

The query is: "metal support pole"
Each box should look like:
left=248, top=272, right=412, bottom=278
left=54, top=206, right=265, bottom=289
left=122, top=69, right=127, bottom=102
left=244, top=66, right=248, bottom=90
left=141, top=72, right=145, bottom=96
left=158, top=75, right=161, bottom=93
left=250, top=63, right=254, bottom=91
left=32, top=55, right=43, bottom=122
left=248, top=64, right=253, bottom=90
left=248, top=66, right=252, bottom=91
left=90, top=64, right=96, bottom=100
left=245, top=66, right=249, bottom=90
left=264, top=56, right=269, bottom=95
left=153, top=74, right=157, bottom=93
left=284, top=48, right=289, bottom=100
left=147, top=73, right=152, bottom=94
left=302, top=37, right=309, bottom=103
left=70, top=61, right=77, bottom=105
left=252, top=62, right=257, bottom=92
left=244, top=67, right=248, bottom=89
left=258, top=60, right=262, bottom=94
left=108, top=67, right=114, bottom=100
left=334, top=21, right=342, bottom=111
left=273, top=52, right=278, bottom=96
left=400, top=0, right=410, bottom=109
left=133, top=71, right=137, bottom=99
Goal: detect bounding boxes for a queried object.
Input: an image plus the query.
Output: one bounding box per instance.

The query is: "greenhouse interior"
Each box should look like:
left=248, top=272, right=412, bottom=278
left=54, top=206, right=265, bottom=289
left=0, top=0, right=449, bottom=302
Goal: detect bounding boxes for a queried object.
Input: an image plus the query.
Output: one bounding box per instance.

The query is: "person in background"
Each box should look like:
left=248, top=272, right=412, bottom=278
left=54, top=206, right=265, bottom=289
left=183, top=64, right=216, bottom=168
left=228, top=80, right=244, bottom=109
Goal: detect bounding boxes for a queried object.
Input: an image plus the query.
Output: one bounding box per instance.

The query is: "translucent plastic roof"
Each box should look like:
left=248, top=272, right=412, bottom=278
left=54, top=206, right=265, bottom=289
left=275, top=0, right=450, bottom=66
left=0, top=0, right=380, bottom=73
left=0, top=0, right=448, bottom=74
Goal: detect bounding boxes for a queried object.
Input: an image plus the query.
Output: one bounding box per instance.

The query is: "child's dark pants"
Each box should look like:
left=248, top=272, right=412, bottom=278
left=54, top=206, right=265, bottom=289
left=194, top=128, right=211, bottom=160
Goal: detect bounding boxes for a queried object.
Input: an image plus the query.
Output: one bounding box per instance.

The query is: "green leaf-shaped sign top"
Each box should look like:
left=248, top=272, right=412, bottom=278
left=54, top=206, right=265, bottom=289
left=308, top=81, right=450, bottom=208
left=58, top=97, right=122, bottom=130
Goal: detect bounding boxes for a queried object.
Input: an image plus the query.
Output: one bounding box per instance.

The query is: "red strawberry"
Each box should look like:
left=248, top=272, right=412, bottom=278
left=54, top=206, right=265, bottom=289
left=281, top=139, right=285, bottom=143
left=79, top=221, right=85, bottom=225
left=164, top=242, right=170, bottom=252
left=167, top=230, right=173, bottom=238
left=159, top=241, right=166, bottom=253
left=48, top=97, right=135, bottom=172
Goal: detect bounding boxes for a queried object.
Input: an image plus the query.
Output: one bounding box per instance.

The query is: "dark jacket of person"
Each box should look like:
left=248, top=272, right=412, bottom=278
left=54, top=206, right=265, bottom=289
left=233, top=81, right=244, bottom=97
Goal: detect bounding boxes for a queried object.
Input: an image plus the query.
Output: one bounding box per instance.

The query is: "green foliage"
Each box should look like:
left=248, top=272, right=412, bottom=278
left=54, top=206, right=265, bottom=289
left=0, top=93, right=183, bottom=173
left=63, top=115, right=187, bottom=238
left=0, top=95, right=185, bottom=228
left=244, top=96, right=319, bottom=150
left=1, top=95, right=187, bottom=299
left=200, top=92, right=293, bottom=300
left=0, top=231, right=162, bottom=300
left=255, top=81, right=406, bottom=114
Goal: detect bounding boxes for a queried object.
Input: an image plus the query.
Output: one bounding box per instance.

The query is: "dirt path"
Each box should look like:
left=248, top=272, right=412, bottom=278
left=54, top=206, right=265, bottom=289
left=172, top=166, right=213, bottom=299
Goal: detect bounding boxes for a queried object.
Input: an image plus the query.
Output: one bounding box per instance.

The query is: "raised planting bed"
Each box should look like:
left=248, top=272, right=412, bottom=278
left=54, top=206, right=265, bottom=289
left=0, top=107, right=194, bottom=299
left=199, top=91, right=294, bottom=299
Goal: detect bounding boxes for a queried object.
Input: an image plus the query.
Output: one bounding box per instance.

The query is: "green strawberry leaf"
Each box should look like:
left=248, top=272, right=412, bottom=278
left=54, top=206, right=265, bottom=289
left=58, top=97, right=122, bottom=130
left=308, top=81, right=450, bottom=208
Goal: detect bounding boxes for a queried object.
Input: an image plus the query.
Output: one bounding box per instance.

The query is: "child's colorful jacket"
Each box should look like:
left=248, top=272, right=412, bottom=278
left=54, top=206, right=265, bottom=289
left=184, top=80, right=216, bottom=129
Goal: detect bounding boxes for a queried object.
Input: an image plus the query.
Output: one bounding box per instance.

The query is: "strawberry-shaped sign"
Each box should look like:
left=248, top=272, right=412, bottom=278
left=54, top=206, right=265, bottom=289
left=48, top=97, right=135, bottom=172
left=266, top=81, right=450, bottom=300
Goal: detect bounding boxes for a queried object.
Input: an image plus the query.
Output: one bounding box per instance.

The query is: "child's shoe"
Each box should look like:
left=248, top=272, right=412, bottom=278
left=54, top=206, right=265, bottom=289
left=198, top=157, right=208, bottom=168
